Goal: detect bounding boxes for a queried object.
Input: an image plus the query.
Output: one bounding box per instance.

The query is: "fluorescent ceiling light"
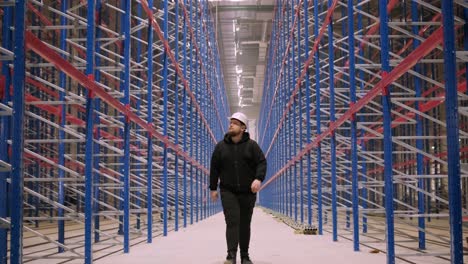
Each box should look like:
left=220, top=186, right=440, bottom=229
left=236, top=65, right=243, bottom=74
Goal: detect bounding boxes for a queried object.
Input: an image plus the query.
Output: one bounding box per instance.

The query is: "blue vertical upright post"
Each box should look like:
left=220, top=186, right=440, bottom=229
left=10, top=1, right=26, bottom=263
left=134, top=4, right=143, bottom=232
left=189, top=92, right=194, bottom=226
left=279, top=5, right=283, bottom=215
left=425, top=114, right=431, bottom=223
left=93, top=0, right=103, bottom=242
left=0, top=3, right=12, bottom=262
left=328, top=0, right=337, bottom=242
left=357, top=0, right=367, bottom=234
left=58, top=0, right=68, bottom=252
left=84, top=0, right=96, bottom=262
left=205, top=5, right=211, bottom=219
left=303, top=0, right=312, bottom=227
left=296, top=0, right=303, bottom=223
left=277, top=4, right=282, bottom=215
left=196, top=5, right=202, bottom=222
left=122, top=0, right=132, bottom=253
left=270, top=11, right=276, bottom=212
left=314, top=0, right=323, bottom=235
left=161, top=0, right=169, bottom=236
left=146, top=0, right=155, bottom=243
left=193, top=41, right=198, bottom=224
left=441, top=1, right=463, bottom=263
left=174, top=0, right=180, bottom=231
left=282, top=141, right=286, bottom=216
left=379, top=1, right=395, bottom=263
left=284, top=4, right=289, bottom=219
left=197, top=2, right=202, bottom=219
left=411, top=0, right=425, bottom=250
left=189, top=0, right=194, bottom=226
left=279, top=22, right=284, bottom=216
left=348, top=0, right=359, bottom=251
left=198, top=2, right=202, bottom=223
left=342, top=5, right=351, bottom=231
left=183, top=0, right=189, bottom=228
left=291, top=1, right=298, bottom=223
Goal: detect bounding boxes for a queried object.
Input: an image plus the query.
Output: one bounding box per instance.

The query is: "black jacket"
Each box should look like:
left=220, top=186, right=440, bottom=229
left=209, top=132, right=267, bottom=193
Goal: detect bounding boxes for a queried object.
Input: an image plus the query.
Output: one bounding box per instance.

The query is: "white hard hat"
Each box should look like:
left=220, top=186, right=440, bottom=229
left=229, top=112, right=248, bottom=128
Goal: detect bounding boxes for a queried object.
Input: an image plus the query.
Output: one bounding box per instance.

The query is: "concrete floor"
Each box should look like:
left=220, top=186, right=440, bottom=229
left=96, top=208, right=387, bottom=264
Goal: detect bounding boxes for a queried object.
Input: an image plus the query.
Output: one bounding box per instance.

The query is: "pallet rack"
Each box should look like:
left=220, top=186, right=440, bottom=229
left=258, top=1, right=467, bottom=263
left=0, top=1, right=227, bottom=263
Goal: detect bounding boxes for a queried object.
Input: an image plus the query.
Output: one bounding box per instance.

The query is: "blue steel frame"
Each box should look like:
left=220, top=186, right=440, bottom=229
left=327, top=0, right=338, bottom=243
left=357, top=0, right=368, bottom=235
left=314, top=0, right=323, bottom=236
left=411, top=0, right=425, bottom=250
left=174, top=0, right=180, bottom=231
left=348, top=0, right=359, bottom=251
left=146, top=0, right=155, bottom=243
left=303, top=0, right=312, bottom=227
left=10, top=0, right=26, bottom=263
left=122, top=0, right=132, bottom=253
left=57, top=0, right=68, bottom=252
left=93, top=0, right=103, bottom=244
left=84, top=0, right=97, bottom=262
left=183, top=0, right=189, bottom=228
left=161, top=0, right=169, bottom=238
left=0, top=2, right=13, bottom=263
left=442, top=1, right=463, bottom=263
left=378, top=1, right=395, bottom=262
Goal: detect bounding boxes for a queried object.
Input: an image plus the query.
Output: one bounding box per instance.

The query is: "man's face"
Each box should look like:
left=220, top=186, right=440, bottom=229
left=228, top=119, right=245, bottom=136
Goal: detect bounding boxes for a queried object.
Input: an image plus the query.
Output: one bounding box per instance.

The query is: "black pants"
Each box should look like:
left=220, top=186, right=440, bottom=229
left=220, top=189, right=257, bottom=258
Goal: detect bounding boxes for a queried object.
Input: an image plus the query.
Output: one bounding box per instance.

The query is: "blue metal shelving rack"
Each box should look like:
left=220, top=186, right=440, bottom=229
left=258, top=1, right=467, bottom=263
left=0, top=0, right=227, bottom=263
left=1, top=1, right=468, bottom=264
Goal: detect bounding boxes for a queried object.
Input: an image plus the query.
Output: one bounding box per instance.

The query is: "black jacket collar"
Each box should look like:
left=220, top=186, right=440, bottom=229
left=223, top=132, right=250, bottom=144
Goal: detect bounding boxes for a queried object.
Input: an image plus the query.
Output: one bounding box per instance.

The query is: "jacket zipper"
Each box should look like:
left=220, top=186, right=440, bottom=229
left=234, top=144, right=240, bottom=190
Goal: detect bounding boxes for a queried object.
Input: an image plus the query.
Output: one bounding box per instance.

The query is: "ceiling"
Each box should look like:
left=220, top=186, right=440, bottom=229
left=209, top=0, right=275, bottom=140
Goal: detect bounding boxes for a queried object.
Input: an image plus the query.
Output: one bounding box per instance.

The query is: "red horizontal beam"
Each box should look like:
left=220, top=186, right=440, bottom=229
left=367, top=146, right=468, bottom=175
left=364, top=14, right=451, bottom=135
left=24, top=92, right=123, bottom=144
left=27, top=2, right=128, bottom=93
left=375, top=80, right=467, bottom=135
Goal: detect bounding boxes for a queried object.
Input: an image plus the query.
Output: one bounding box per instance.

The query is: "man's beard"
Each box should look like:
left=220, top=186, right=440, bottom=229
left=228, top=129, right=241, bottom=137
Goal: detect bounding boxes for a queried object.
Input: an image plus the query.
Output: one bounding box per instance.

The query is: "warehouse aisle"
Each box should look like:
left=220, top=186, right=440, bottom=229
left=96, top=208, right=386, bottom=264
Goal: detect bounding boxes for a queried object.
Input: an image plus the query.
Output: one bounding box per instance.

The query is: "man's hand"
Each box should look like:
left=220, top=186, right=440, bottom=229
left=251, top=179, right=262, bottom=193
left=210, top=190, right=218, bottom=201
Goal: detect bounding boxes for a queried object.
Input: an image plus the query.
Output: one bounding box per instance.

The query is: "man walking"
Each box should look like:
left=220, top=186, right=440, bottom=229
left=210, top=112, right=267, bottom=264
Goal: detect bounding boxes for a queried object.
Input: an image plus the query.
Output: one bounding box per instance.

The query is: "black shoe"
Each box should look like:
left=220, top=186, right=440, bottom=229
left=241, top=256, right=253, bottom=264
left=224, top=252, right=237, bottom=264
